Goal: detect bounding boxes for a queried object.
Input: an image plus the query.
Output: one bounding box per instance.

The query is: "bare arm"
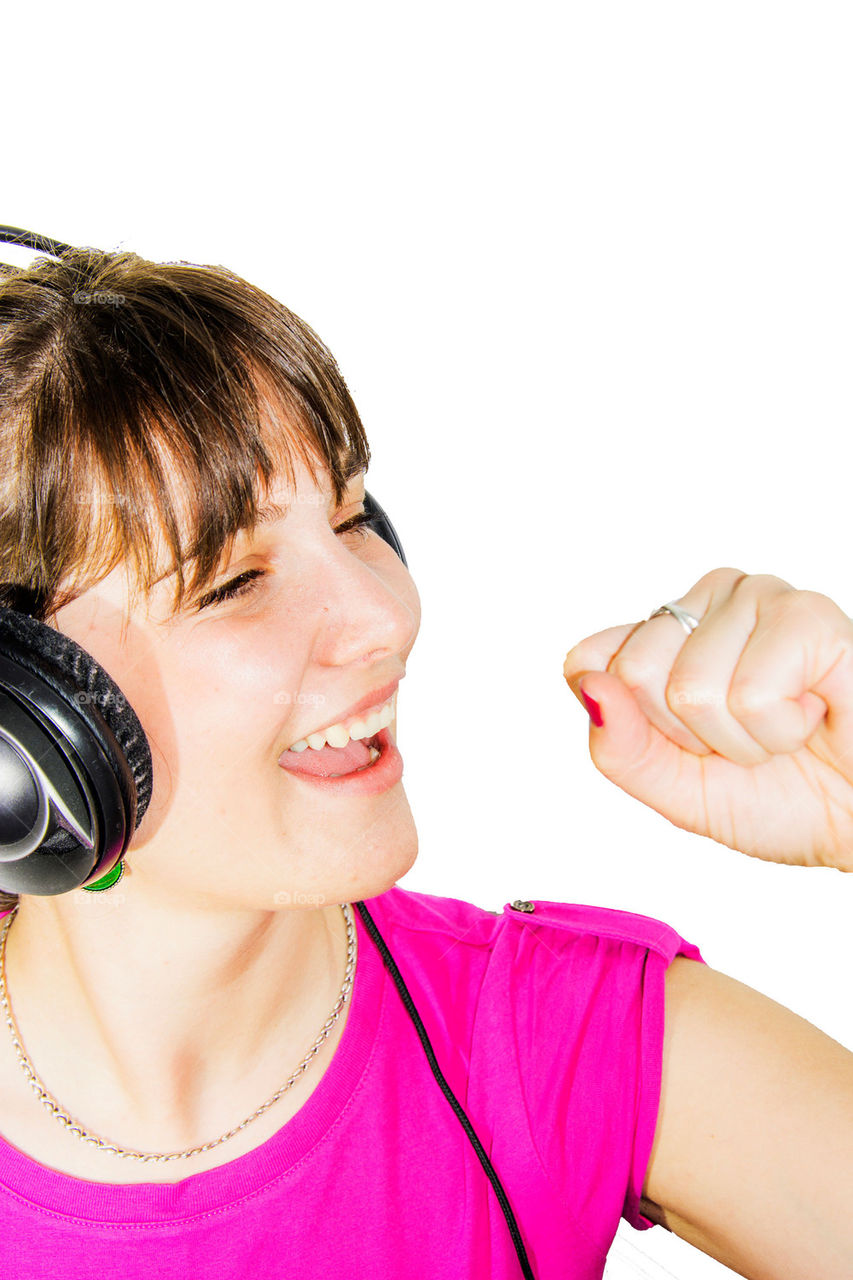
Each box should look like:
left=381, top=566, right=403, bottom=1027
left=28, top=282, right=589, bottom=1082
left=639, top=956, right=853, bottom=1279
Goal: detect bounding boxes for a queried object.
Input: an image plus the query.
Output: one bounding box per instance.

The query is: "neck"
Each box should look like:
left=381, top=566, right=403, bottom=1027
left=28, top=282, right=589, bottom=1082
left=2, top=889, right=352, bottom=1152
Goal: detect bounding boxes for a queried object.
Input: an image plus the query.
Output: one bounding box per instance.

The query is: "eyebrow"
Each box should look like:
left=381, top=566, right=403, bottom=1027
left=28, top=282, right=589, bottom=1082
left=253, top=501, right=290, bottom=526
left=148, top=468, right=368, bottom=597
left=145, top=501, right=295, bottom=596
left=251, top=468, right=366, bottom=528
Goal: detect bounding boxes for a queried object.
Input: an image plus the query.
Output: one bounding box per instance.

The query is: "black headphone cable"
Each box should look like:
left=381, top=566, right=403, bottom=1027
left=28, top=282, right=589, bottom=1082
left=355, top=900, right=536, bottom=1279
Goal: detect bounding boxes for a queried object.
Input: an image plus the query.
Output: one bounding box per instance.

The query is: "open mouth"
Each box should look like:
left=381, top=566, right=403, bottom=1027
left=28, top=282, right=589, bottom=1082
left=278, top=730, right=385, bottom=779
left=277, top=727, right=402, bottom=792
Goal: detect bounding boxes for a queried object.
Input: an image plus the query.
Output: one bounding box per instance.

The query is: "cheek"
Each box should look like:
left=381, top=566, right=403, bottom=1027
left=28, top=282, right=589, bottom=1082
left=148, top=628, right=306, bottom=758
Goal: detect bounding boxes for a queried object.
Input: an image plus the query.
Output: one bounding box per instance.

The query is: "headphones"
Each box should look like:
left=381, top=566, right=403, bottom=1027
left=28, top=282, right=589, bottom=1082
left=0, top=226, right=536, bottom=1278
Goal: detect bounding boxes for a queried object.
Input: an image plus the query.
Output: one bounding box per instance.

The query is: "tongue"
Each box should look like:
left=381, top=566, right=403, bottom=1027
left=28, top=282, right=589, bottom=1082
left=278, top=737, right=374, bottom=778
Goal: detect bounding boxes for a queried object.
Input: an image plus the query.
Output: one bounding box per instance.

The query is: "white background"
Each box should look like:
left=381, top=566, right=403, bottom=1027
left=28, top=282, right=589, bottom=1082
left=4, top=4, right=852, bottom=1276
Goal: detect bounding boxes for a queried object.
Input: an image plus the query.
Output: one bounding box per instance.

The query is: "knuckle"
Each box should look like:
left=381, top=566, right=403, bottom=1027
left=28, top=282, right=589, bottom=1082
left=563, top=643, right=590, bottom=674
left=610, top=654, right=664, bottom=693
left=727, top=681, right=767, bottom=716
left=733, top=571, right=793, bottom=597
left=665, top=679, right=695, bottom=711
left=695, top=566, right=747, bottom=591
left=792, top=588, right=837, bottom=616
left=666, top=679, right=722, bottom=712
left=764, top=586, right=838, bottom=629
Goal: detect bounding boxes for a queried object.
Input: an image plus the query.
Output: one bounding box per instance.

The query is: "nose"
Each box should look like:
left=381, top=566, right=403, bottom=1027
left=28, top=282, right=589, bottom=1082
left=309, top=517, right=420, bottom=668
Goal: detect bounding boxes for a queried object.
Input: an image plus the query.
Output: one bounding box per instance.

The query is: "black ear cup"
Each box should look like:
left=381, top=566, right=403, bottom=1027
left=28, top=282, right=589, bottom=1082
left=0, top=492, right=406, bottom=898
left=364, top=491, right=408, bottom=569
left=0, top=609, right=153, bottom=896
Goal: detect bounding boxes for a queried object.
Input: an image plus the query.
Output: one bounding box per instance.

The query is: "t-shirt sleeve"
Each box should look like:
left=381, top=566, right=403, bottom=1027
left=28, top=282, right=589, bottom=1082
left=620, top=920, right=707, bottom=1232
left=502, top=900, right=707, bottom=1251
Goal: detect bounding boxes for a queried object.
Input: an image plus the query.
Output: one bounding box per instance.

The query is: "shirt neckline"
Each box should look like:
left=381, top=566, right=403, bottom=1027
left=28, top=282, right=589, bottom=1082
left=0, top=898, right=386, bottom=1224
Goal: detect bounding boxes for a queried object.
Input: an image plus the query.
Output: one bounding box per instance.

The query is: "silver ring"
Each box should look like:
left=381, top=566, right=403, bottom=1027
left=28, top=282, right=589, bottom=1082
left=648, top=601, right=701, bottom=635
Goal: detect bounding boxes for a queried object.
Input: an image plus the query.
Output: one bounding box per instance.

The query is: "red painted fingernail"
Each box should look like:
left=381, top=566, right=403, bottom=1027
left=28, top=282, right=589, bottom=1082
left=579, top=683, right=604, bottom=728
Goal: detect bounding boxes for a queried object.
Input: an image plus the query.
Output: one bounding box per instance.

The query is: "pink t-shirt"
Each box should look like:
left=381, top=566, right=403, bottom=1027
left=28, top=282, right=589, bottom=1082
left=0, top=886, right=705, bottom=1278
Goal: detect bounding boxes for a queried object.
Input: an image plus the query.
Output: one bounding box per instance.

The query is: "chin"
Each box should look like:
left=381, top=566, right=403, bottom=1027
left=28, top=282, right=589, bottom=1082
left=343, top=823, right=419, bottom=905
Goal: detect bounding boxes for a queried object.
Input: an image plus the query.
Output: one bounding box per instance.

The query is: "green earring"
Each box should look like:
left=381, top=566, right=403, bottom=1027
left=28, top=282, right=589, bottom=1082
left=82, top=859, right=125, bottom=893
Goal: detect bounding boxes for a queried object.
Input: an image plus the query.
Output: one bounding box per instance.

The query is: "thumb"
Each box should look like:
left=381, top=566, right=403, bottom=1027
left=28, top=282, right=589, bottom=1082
left=570, top=670, right=661, bottom=788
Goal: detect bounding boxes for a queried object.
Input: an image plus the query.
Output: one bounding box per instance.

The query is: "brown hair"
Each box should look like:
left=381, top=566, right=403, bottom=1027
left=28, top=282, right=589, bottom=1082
left=0, top=246, right=372, bottom=914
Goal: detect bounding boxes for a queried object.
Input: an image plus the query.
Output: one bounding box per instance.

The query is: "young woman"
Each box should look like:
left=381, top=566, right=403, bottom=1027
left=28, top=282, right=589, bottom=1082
left=0, top=237, right=850, bottom=1278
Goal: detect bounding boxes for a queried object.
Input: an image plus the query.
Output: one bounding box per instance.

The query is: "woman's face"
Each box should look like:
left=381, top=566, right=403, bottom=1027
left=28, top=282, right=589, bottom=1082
left=51, top=455, right=421, bottom=913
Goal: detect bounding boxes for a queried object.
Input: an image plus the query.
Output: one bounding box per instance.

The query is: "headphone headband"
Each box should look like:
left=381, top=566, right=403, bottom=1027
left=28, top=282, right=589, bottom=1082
left=0, top=224, right=75, bottom=258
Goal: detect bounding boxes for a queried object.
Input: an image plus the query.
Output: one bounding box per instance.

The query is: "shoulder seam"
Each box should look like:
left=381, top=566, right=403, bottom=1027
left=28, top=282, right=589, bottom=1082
left=504, top=901, right=688, bottom=964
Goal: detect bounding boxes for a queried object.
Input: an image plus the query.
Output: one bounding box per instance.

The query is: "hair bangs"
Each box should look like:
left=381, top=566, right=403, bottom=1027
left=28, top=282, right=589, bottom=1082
left=0, top=250, right=372, bottom=623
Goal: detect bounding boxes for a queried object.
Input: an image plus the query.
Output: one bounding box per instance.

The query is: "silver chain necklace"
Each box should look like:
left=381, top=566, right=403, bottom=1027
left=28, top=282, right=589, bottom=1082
left=0, top=901, right=356, bottom=1163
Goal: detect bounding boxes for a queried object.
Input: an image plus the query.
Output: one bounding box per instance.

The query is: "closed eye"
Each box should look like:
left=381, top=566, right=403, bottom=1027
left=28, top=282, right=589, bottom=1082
left=194, top=511, right=375, bottom=610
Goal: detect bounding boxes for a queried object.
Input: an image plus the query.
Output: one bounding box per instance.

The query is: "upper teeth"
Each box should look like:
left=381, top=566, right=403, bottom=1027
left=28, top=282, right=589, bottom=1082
left=288, top=691, right=397, bottom=752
